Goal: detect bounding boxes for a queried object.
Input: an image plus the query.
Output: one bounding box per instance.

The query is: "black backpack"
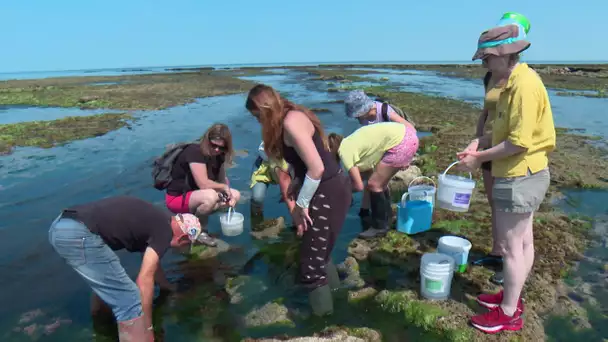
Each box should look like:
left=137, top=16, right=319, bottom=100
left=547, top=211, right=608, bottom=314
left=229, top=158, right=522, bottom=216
left=151, top=141, right=197, bottom=190
left=374, top=97, right=416, bottom=127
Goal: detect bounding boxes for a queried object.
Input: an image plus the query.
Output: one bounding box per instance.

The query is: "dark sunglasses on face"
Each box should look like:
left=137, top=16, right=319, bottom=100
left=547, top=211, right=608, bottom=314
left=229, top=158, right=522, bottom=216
left=210, top=140, right=226, bottom=152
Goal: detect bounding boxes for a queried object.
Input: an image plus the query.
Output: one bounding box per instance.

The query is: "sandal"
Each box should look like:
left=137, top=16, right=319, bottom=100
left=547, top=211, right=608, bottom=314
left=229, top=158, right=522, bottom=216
left=490, top=271, right=504, bottom=285
left=472, top=254, right=503, bottom=267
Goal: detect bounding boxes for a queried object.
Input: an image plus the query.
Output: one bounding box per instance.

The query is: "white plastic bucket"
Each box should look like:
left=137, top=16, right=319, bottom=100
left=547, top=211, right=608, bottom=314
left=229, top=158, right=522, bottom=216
left=420, top=252, right=455, bottom=300
left=437, top=161, right=476, bottom=212
left=408, top=176, right=436, bottom=206
left=437, top=236, right=472, bottom=273
left=219, top=209, right=244, bottom=237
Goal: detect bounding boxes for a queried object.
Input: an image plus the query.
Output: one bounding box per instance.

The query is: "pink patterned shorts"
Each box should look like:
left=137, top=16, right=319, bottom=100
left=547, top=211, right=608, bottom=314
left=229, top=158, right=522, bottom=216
left=381, top=123, right=419, bottom=169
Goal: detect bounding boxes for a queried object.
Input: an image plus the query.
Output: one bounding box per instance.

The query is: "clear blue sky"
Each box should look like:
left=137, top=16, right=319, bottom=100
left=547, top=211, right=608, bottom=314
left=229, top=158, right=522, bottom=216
left=1, top=0, right=606, bottom=73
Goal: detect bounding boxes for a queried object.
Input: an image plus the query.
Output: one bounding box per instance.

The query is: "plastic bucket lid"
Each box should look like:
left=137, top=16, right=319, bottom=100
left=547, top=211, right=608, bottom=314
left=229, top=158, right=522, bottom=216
left=439, top=174, right=476, bottom=189
left=409, top=184, right=436, bottom=194
left=438, top=236, right=472, bottom=251
left=421, top=253, right=454, bottom=270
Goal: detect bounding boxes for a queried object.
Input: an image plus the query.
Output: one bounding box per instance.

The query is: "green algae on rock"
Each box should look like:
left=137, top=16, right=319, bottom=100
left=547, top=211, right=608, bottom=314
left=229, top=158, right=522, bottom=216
left=556, top=90, right=608, bottom=98
left=0, top=112, right=133, bottom=155
left=0, top=72, right=256, bottom=110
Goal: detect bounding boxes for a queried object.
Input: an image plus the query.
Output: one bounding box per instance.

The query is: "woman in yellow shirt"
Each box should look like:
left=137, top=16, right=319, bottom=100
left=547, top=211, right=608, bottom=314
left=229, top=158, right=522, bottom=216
left=458, top=23, right=555, bottom=334
left=472, top=71, right=508, bottom=269
left=329, top=122, right=419, bottom=239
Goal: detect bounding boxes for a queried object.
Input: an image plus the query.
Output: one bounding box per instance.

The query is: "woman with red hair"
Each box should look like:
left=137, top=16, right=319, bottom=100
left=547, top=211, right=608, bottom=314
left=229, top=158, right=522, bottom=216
left=245, top=84, right=352, bottom=316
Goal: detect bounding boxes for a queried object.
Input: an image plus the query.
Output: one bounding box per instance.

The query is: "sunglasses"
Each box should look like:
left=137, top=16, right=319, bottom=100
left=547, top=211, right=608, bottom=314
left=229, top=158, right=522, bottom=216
left=209, top=140, right=227, bottom=152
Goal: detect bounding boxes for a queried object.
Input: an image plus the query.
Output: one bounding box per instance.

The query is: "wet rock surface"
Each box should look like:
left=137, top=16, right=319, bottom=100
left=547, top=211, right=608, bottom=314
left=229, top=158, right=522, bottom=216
left=190, top=238, right=231, bottom=260
left=251, top=217, right=287, bottom=240
left=337, top=257, right=365, bottom=289
left=243, top=302, right=294, bottom=328
left=387, top=165, right=422, bottom=193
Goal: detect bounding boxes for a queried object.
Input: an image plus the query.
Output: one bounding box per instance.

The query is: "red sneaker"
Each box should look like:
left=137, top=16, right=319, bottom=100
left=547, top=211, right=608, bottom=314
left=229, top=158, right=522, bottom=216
left=470, top=306, right=523, bottom=334
left=477, top=291, right=525, bottom=312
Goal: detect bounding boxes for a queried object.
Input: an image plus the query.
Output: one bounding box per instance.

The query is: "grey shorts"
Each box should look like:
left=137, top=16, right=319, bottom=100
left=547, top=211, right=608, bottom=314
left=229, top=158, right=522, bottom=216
left=492, top=168, right=550, bottom=213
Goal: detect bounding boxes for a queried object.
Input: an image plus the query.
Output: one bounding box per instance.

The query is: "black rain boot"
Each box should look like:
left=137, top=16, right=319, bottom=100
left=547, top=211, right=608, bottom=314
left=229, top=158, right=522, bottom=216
left=308, top=285, right=334, bottom=316
left=384, top=187, right=393, bottom=229
left=326, top=261, right=341, bottom=291
left=358, top=191, right=389, bottom=239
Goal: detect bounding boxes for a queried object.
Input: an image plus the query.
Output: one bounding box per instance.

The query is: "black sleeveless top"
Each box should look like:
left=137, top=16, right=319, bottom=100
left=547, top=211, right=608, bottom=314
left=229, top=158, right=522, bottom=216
left=282, top=130, right=341, bottom=182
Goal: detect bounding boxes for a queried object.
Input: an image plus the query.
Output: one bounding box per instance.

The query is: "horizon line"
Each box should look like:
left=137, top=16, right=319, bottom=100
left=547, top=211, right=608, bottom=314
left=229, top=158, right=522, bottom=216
left=2, top=59, right=607, bottom=75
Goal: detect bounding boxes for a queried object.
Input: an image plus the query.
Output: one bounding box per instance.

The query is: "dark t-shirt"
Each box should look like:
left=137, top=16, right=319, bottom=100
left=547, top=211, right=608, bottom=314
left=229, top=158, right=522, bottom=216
left=166, top=144, right=224, bottom=196
left=483, top=71, right=492, bottom=90
left=61, top=196, right=173, bottom=258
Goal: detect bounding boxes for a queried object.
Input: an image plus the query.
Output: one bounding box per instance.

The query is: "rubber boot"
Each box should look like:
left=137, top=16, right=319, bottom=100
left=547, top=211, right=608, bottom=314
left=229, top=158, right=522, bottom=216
left=309, top=285, right=334, bottom=316
left=118, top=315, right=151, bottom=342
left=250, top=201, right=264, bottom=219
left=384, top=188, right=393, bottom=229
left=326, top=261, right=341, bottom=290
left=358, top=191, right=389, bottom=239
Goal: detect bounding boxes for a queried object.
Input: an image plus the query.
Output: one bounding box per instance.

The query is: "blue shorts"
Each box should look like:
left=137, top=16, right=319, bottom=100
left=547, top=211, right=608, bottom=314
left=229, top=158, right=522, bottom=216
left=48, top=215, right=142, bottom=322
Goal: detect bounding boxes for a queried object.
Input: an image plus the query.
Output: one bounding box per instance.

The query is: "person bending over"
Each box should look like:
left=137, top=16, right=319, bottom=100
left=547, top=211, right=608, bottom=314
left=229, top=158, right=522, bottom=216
left=49, top=196, right=203, bottom=342
left=329, top=121, right=419, bottom=239
left=343, top=90, right=412, bottom=220
left=250, top=141, right=294, bottom=217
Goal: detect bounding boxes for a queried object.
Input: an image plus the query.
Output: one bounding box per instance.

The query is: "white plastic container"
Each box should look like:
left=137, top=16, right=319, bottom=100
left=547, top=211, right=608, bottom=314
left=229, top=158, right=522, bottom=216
left=420, top=252, right=455, bottom=300
left=437, top=161, right=476, bottom=212
left=219, top=210, right=244, bottom=237
left=408, top=176, right=437, bottom=206
left=437, top=236, right=472, bottom=273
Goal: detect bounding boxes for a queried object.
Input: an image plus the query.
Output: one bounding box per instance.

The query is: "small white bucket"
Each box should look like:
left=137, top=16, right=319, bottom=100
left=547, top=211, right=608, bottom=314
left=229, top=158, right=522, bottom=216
left=437, top=161, right=476, bottom=212
left=408, top=176, right=437, bottom=206
left=420, top=252, right=455, bottom=300
left=219, top=208, right=244, bottom=237
left=437, top=236, right=472, bottom=273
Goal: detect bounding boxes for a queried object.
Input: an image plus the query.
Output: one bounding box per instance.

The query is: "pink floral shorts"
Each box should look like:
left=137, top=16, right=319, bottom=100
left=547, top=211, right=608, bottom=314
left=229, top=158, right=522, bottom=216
left=381, top=123, right=419, bottom=169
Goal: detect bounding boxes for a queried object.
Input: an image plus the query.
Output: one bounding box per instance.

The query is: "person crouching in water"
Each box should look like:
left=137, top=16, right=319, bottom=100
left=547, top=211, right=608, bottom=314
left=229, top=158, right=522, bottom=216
left=49, top=196, right=204, bottom=342
left=164, top=123, right=241, bottom=246
left=246, top=84, right=352, bottom=316
left=250, top=141, right=294, bottom=217
left=328, top=121, right=419, bottom=239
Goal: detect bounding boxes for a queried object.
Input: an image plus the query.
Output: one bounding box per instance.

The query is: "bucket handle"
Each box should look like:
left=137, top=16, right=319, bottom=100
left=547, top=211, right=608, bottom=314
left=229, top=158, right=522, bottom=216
left=400, top=192, right=410, bottom=207
left=227, top=207, right=233, bottom=223
left=443, top=161, right=472, bottom=180
left=408, top=176, right=436, bottom=188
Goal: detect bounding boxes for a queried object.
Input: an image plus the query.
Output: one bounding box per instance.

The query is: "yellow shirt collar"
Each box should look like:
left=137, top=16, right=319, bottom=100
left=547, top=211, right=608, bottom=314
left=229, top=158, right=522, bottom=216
left=505, top=63, right=528, bottom=89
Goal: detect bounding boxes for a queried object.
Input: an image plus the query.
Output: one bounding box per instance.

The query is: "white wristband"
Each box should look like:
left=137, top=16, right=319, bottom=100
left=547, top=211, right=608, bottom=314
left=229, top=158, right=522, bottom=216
left=296, top=174, right=321, bottom=209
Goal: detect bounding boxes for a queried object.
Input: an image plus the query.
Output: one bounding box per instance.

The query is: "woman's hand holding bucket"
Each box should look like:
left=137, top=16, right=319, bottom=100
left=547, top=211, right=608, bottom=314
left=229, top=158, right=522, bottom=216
left=456, top=152, right=481, bottom=172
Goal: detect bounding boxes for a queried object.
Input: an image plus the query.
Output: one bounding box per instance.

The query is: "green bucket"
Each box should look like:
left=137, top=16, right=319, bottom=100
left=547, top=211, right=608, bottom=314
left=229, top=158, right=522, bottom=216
left=499, top=12, right=531, bottom=34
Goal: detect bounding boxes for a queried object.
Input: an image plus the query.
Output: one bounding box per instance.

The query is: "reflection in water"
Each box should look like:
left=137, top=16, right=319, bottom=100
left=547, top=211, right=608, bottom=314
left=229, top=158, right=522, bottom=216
left=0, top=68, right=606, bottom=340
left=558, top=188, right=608, bottom=217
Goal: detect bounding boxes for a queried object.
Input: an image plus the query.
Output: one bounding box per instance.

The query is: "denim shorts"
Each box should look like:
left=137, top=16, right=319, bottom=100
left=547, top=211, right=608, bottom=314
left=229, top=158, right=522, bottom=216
left=48, top=215, right=142, bottom=322
left=492, top=168, right=550, bottom=213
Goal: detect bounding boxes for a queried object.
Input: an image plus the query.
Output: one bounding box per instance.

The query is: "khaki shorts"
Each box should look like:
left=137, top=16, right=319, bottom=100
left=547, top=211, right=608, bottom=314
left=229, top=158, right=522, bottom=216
left=492, top=168, right=550, bottom=213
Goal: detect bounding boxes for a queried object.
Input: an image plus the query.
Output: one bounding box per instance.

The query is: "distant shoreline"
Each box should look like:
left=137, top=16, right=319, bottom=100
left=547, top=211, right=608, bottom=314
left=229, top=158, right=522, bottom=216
left=2, top=60, right=608, bottom=76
